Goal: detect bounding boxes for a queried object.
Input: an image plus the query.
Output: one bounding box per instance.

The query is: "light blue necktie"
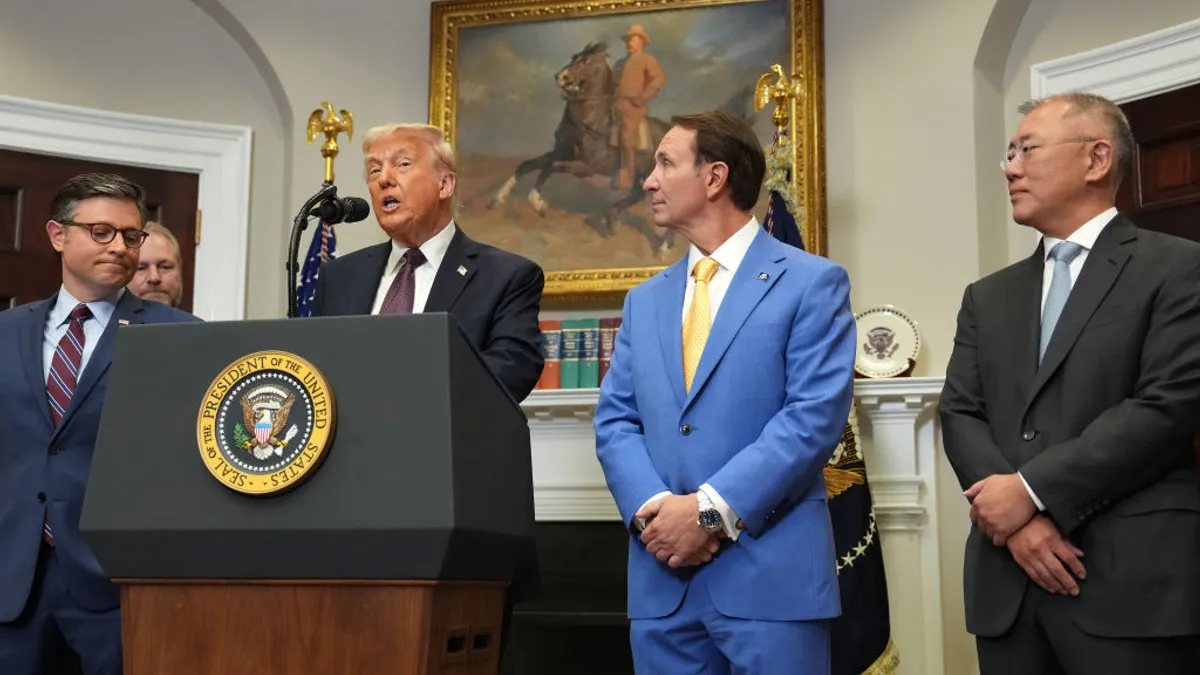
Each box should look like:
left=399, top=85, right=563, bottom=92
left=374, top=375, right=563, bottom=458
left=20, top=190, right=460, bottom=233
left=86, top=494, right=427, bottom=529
left=1039, top=241, right=1084, bottom=362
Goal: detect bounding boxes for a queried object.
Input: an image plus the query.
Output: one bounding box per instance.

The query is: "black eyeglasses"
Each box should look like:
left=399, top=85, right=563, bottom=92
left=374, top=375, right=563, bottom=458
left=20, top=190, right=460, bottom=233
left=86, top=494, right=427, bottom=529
left=59, top=221, right=151, bottom=249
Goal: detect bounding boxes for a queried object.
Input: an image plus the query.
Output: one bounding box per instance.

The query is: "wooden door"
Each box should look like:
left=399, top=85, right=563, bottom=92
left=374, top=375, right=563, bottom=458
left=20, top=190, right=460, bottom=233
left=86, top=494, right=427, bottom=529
left=1115, top=82, right=1200, bottom=484
left=0, top=149, right=199, bottom=310
left=1116, top=82, right=1200, bottom=240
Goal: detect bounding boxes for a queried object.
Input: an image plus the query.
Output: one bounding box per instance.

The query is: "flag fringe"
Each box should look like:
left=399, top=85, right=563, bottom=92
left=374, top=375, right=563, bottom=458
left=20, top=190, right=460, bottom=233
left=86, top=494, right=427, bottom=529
left=860, top=639, right=900, bottom=675
left=764, top=132, right=804, bottom=235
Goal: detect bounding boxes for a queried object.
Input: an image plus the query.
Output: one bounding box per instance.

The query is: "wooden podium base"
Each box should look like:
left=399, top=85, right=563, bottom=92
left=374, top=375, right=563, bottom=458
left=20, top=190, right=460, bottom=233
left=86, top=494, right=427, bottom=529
left=117, top=579, right=506, bottom=675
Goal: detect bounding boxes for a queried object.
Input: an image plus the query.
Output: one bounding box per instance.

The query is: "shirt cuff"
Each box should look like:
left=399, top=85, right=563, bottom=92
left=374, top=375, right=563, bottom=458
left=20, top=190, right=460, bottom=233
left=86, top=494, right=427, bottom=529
left=632, top=491, right=671, bottom=531
left=1019, top=472, right=1046, bottom=512
left=699, top=484, right=743, bottom=542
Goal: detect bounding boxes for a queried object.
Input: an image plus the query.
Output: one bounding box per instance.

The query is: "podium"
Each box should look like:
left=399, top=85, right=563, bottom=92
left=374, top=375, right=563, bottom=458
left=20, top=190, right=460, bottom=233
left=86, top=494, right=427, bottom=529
left=80, top=314, right=537, bottom=675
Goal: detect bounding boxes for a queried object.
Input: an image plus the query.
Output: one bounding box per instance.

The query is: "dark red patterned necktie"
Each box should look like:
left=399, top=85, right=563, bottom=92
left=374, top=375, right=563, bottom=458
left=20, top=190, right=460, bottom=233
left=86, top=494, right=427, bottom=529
left=379, top=248, right=427, bottom=314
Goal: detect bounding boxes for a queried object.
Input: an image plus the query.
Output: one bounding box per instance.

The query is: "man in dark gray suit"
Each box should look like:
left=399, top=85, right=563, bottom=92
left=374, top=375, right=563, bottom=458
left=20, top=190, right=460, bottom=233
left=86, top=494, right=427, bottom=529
left=940, top=93, right=1200, bottom=674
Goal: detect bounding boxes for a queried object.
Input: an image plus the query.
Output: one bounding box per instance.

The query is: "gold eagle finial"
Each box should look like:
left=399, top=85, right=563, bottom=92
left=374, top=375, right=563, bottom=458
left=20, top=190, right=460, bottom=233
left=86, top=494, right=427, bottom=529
left=754, top=64, right=802, bottom=134
left=306, top=101, right=354, bottom=183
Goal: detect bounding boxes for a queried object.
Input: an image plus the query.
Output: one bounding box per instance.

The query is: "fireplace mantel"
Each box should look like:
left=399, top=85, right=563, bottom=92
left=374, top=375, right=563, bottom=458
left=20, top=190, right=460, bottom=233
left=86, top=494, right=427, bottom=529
left=518, top=377, right=948, bottom=675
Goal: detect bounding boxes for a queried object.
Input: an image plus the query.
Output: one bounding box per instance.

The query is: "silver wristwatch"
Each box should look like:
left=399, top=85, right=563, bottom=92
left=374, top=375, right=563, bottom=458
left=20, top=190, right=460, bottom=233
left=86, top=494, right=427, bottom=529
left=697, top=491, right=723, bottom=534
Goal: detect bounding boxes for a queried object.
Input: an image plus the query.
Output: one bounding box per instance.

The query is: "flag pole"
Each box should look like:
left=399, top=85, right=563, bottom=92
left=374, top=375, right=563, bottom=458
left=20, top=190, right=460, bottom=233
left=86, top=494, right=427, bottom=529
left=293, top=101, right=354, bottom=317
left=753, top=65, right=805, bottom=242
left=752, top=66, right=899, bottom=675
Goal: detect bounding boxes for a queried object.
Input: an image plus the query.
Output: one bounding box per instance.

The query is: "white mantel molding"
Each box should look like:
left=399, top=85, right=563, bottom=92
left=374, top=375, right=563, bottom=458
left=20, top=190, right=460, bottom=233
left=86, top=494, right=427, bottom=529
left=519, top=377, right=945, bottom=527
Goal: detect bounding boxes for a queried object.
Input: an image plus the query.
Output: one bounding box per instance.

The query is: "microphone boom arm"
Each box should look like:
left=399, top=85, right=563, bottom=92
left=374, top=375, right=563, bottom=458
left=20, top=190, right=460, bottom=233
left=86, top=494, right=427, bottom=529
left=286, top=183, right=339, bottom=319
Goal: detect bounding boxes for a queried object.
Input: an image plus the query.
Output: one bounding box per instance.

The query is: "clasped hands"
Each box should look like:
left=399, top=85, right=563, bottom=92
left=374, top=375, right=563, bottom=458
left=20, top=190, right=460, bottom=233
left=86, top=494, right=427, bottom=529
left=966, top=474, right=1086, bottom=596
left=636, top=494, right=723, bottom=569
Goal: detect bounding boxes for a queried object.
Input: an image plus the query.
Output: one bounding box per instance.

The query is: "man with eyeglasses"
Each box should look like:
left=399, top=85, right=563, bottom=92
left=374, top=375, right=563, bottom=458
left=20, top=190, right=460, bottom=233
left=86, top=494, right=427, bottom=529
left=941, top=93, right=1200, bottom=674
left=0, top=173, right=198, bottom=675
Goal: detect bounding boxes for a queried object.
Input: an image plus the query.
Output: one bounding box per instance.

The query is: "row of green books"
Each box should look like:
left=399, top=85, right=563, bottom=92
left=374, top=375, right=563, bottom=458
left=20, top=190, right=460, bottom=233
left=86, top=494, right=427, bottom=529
left=534, top=318, right=623, bottom=390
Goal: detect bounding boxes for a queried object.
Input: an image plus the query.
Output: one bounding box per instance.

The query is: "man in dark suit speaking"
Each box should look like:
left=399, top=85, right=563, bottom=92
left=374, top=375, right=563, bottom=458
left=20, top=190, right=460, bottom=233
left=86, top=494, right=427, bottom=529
left=940, top=93, right=1200, bottom=674
left=311, top=123, right=545, bottom=402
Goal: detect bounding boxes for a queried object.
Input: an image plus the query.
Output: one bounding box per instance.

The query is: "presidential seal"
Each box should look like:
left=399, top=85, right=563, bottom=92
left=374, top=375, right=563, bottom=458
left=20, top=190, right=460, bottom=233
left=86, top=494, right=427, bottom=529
left=197, top=351, right=336, bottom=495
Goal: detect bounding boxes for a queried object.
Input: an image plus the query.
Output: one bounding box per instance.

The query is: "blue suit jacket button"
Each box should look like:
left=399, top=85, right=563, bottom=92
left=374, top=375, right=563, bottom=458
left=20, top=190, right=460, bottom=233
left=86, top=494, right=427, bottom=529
left=680, top=424, right=691, bottom=436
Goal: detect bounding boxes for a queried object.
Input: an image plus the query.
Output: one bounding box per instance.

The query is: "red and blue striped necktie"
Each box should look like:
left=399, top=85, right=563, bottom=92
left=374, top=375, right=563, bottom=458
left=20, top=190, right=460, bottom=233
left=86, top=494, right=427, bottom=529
left=47, top=304, right=92, bottom=426
left=43, top=303, right=92, bottom=546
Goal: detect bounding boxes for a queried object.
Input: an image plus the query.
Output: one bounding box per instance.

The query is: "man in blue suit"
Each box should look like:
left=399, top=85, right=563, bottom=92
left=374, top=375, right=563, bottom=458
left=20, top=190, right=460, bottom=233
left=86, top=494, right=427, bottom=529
left=0, top=173, right=198, bottom=675
left=594, top=110, right=857, bottom=674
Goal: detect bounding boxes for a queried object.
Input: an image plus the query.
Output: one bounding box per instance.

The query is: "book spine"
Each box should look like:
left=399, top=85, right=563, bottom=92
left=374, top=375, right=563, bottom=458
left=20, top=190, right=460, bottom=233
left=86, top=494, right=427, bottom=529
left=599, top=317, right=618, bottom=384
left=558, top=319, right=582, bottom=389
left=536, top=319, right=562, bottom=390
left=578, top=319, right=601, bottom=389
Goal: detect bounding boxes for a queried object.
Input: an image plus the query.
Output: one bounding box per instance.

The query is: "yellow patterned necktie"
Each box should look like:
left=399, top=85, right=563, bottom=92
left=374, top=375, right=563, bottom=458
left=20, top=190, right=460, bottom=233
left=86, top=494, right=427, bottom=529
left=683, top=257, right=720, bottom=393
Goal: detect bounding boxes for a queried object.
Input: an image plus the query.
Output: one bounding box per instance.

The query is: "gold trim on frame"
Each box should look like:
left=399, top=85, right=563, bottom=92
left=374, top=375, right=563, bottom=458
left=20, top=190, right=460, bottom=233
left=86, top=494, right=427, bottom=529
left=430, top=0, right=826, bottom=300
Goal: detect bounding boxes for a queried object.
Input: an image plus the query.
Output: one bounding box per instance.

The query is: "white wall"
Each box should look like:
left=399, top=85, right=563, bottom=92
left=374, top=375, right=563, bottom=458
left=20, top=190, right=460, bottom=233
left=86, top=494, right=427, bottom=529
left=825, top=0, right=1009, bottom=381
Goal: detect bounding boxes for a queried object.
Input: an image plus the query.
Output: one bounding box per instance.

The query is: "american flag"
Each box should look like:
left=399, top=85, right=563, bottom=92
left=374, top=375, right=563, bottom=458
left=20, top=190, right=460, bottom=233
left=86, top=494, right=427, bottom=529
left=296, top=217, right=336, bottom=317
left=762, top=130, right=805, bottom=249
left=761, top=129, right=899, bottom=675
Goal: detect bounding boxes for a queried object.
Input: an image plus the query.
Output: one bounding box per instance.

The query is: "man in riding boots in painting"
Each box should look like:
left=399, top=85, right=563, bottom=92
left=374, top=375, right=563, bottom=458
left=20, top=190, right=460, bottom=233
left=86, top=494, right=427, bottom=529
left=612, top=24, right=665, bottom=190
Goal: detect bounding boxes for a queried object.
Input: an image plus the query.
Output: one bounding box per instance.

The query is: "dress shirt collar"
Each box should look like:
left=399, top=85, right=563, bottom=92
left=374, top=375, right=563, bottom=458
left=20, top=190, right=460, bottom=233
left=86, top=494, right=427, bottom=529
left=685, top=216, right=760, bottom=278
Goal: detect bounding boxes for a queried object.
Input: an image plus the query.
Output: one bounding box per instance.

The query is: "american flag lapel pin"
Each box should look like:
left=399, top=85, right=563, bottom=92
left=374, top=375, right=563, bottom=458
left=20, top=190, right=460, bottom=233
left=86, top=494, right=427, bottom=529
left=457, top=265, right=468, bottom=276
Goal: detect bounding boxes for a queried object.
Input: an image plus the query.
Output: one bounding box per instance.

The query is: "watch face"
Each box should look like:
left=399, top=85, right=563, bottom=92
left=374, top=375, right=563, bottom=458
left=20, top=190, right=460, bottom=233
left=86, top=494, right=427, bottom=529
left=699, top=509, right=721, bottom=530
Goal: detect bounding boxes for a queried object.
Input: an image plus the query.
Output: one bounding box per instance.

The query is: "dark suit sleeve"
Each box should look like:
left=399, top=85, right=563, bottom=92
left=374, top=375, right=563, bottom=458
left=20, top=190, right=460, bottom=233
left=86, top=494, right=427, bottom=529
left=939, top=283, right=1018, bottom=489
left=481, top=259, right=545, bottom=401
left=1020, top=254, right=1200, bottom=533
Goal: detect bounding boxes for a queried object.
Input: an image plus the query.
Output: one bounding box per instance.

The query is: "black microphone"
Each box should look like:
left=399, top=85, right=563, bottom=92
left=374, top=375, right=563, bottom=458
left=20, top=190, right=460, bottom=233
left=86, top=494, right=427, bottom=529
left=310, top=196, right=370, bottom=224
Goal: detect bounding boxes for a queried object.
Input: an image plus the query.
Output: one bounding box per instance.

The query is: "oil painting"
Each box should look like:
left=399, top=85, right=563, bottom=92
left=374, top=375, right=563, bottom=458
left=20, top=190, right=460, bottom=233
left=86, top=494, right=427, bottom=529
left=430, top=0, right=824, bottom=297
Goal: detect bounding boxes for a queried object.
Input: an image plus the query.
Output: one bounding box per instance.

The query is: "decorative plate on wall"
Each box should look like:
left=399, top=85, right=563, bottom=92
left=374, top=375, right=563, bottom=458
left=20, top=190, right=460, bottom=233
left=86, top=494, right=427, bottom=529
left=853, top=305, right=921, bottom=378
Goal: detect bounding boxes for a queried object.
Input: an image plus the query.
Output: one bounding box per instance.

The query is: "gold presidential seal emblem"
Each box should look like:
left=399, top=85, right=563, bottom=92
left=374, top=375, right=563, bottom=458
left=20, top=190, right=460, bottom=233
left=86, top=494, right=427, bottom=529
left=197, top=351, right=336, bottom=495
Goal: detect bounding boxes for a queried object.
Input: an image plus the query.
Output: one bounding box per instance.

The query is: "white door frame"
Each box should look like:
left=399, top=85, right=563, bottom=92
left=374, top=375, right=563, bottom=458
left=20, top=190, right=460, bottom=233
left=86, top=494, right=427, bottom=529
left=0, top=95, right=251, bottom=321
left=1022, top=17, right=1200, bottom=249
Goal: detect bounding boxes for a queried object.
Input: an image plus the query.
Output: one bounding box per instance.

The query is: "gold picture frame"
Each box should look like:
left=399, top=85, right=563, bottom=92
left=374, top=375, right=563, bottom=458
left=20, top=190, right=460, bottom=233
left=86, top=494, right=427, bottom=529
left=430, top=0, right=826, bottom=300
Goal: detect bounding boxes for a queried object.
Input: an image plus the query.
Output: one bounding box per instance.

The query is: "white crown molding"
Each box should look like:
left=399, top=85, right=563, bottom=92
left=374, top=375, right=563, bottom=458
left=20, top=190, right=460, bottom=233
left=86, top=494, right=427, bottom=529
left=530, top=478, right=931, bottom=528
left=1031, top=17, right=1200, bottom=102
left=0, top=95, right=252, bottom=321
left=523, top=387, right=600, bottom=423
left=870, top=475, right=926, bottom=532
left=533, top=484, right=622, bottom=521
left=854, top=375, right=945, bottom=399
left=522, top=378, right=947, bottom=410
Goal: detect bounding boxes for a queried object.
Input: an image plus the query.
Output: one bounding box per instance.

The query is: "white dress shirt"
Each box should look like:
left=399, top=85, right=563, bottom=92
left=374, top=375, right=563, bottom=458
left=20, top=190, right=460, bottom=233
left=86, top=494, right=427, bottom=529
left=43, top=286, right=124, bottom=382
left=637, top=217, right=761, bottom=542
left=369, top=221, right=457, bottom=315
left=1037, top=207, right=1116, bottom=315
left=1020, top=207, right=1117, bottom=511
